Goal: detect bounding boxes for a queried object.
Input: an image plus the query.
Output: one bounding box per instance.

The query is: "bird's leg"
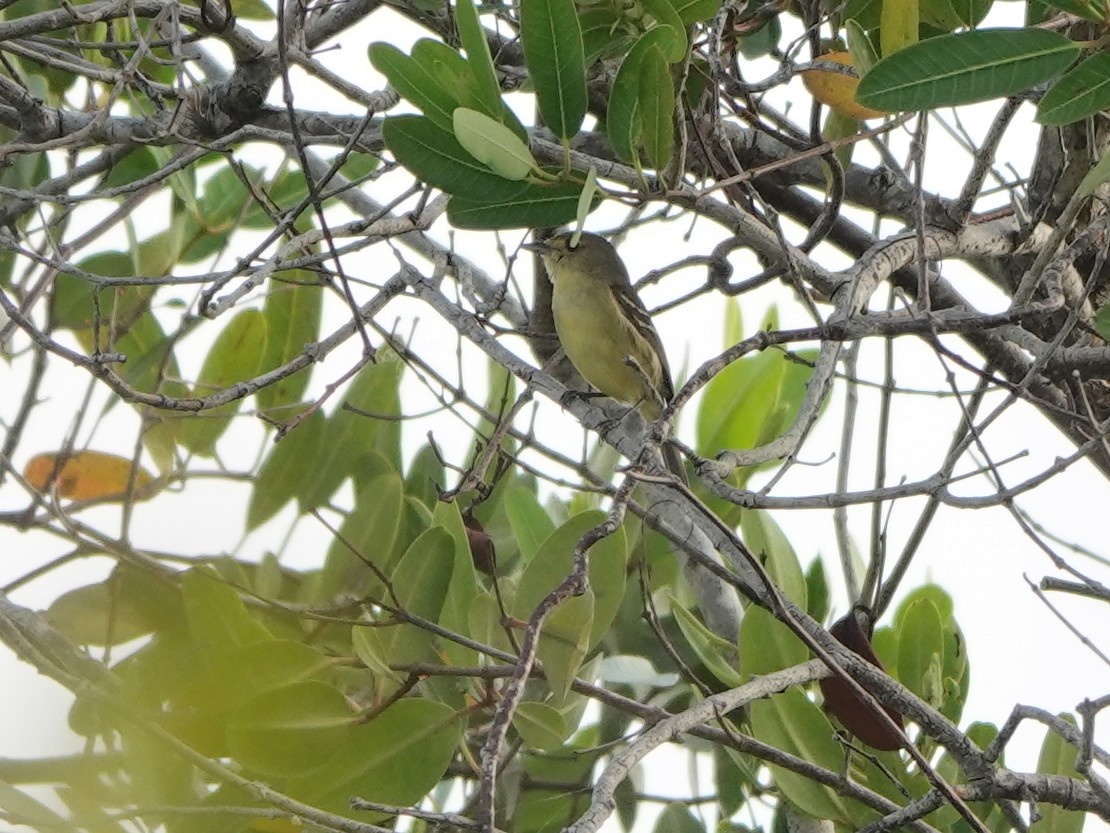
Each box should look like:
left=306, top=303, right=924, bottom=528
left=559, top=388, right=607, bottom=410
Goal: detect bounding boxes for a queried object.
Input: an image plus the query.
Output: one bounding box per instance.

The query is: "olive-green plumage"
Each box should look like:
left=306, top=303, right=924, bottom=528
left=525, top=232, right=674, bottom=420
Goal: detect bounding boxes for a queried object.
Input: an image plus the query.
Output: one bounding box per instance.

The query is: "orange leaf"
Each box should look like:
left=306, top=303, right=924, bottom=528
left=802, top=52, right=886, bottom=122
left=24, top=451, right=157, bottom=502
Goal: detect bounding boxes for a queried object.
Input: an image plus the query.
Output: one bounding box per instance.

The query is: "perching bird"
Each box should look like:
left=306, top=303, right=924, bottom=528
left=524, top=231, right=685, bottom=481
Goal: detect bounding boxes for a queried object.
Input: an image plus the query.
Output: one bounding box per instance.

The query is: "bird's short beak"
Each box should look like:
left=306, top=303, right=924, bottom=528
left=522, top=240, right=551, bottom=254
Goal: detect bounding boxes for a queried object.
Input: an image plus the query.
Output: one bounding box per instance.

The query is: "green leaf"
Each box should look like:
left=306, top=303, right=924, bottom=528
left=749, top=689, right=854, bottom=823
left=505, top=485, right=556, bottom=564
left=736, top=16, right=781, bottom=59
left=580, top=8, right=633, bottom=67
left=1095, top=301, right=1110, bottom=342
left=431, top=500, right=480, bottom=668
left=513, top=511, right=628, bottom=651
left=639, top=0, right=687, bottom=60
left=405, top=442, right=446, bottom=507
left=380, top=527, right=456, bottom=669
left=300, top=352, right=404, bottom=509
left=227, top=681, right=352, bottom=778
left=1037, top=0, right=1106, bottom=21
left=653, top=803, right=705, bottom=833
left=520, top=0, right=587, bottom=140
left=248, top=408, right=325, bottom=529
left=316, top=472, right=404, bottom=600
left=895, top=598, right=944, bottom=706
left=805, top=558, right=829, bottom=623
left=856, top=29, right=1080, bottom=112
left=638, top=45, right=674, bottom=171
left=286, top=699, right=458, bottom=818
left=182, top=566, right=273, bottom=652
left=383, top=115, right=528, bottom=201
left=608, top=28, right=676, bottom=163
left=454, top=0, right=502, bottom=115
left=1038, top=52, right=1110, bottom=126
left=180, top=308, right=268, bottom=457
left=739, top=605, right=808, bottom=676
left=894, top=583, right=954, bottom=627
left=1032, top=716, right=1085, bottom=833
left=539, top=593, right=594, bottom=699
left=46, top=564, right=182, bottom=647
left=739, top=510, right=807, bottom=608
left=369, top=42, right=459, bottom=131
left=670, top=595, right=743, bottom=687
left=513, top=702, right=571, bottom=750
left=447, top=179, right=585, bottom=229
left=880, top=0, right=918, bottom=56
left=846, top=20, right=878, bottom=74
left=669, top=0, right=722, bottom=24
left=257, top=270, right=322, bottom=412
left=452, top=107, right=537, bottom=180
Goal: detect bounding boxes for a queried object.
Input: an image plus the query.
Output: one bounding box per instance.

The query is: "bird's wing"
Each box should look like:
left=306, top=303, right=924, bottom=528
left=611, top=282, right=675, bottom=403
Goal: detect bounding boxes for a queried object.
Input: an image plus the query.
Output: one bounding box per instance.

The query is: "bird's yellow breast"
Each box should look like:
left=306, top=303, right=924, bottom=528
left=550, top=267, right=661, bottom=417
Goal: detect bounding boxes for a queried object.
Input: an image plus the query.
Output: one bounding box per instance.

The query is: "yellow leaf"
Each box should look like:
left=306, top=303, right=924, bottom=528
left=24, top=451, right=157, bottom=502
left=802, top=52, right=887, bottom=121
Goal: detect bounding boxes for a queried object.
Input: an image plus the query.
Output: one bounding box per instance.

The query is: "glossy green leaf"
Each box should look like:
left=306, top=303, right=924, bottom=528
left=539, top=593, right=593, bottom=699
left=45, top=565, right=182, bottom=647
left=580, top=8, right=633, bottom=67
left=447, top=179, right=585, bottom=229
left=452, top=107, right=537, bottom=180
left=749, top=689, right=854, bottom=823
left=257, top=271, right=321, bottom=412
left=740, top=510, right=807, bottom=608
left=513, top=511, right=627, bottom=651
left=383, top=115, right=528, bottom=202
left=739, top=605, right=808, bottom=677
left=895, top=598, right=944, bottom=706
left=856, top=29, right=1080, bottom=112
left=180, top=308, right=268, bottom=457
left=315, top=472, right=404, bottom=600
left=805, top=558, right=829, bottom=623
left=247, top=408, right=324, bottom=529
left=894, top=583, right=954, bottom=627
left=300, top=352, right=404, bottom=509
left=520, top=0, right=587, bottom=140
left=1038, top=52, right=1110, bottom=126
left=370, top=42, right=459, bottom=131
left=182, top=566, right=273, bottom=652
left=846, top=20, right=878, bottom=74
left=696, top=343, right=784, bottom=458
left=286, top=699, right=458, bottom=818
left=51, top=254, right=153, bottom=332
left=228, top=681, right=352, bottom=778
left=380, top=527, right=455, bottom=669
left=431, top=500, right=480, bottom=667
left=653, top=803, right=704, bottom=833
left=513, top=702, right=571, bottom=750
left=640, top=0, right=687, bottom=59
left=736, top=16, right=781, bottom=59
left=1037, top=0, right=1106, bottom=21
left=505, top=485, right=557, bottom=564
left=1032, top=716, right=1085, bottom=833
left=405, top=442, right=446, bottom=507
left=880, top=0, right=918, bottom=57
left=670, top=595, right=743, bottom=687
left=608, top=28, right=676, bottom=163
left=638, top=45, right=674, bottom=171
left=1095, top=300, right=1110, bottom=341
left=455, top=0, right=502, bottom=115
left=669, top=0, right=722, bottom=23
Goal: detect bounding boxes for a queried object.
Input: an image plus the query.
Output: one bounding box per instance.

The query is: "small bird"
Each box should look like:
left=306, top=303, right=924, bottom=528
left=524, top=232, right=685, bottom=480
